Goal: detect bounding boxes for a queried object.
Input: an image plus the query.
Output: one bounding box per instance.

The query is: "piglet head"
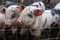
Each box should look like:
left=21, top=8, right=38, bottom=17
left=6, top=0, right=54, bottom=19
left=16, top=6, right=42, bottom=27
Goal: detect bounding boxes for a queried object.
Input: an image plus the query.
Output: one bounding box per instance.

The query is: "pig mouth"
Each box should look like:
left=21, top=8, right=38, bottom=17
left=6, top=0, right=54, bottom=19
left=5, top=23, right=12, bottom=28
left=5, top=25, right=12, bottom=28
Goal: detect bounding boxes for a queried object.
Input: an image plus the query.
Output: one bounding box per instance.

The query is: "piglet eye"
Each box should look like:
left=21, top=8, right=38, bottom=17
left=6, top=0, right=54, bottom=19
left=11, top=14, right=16, bottom=19
left=28, top=14, right=33, bottom=18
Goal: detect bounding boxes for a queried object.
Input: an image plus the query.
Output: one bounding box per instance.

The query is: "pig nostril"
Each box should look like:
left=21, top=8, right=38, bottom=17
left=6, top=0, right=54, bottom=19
left=5, top=24, right=11, bottom=27
left=5, top=24, right=7, bottom=26
left=5, top=21, right=12, bottom=27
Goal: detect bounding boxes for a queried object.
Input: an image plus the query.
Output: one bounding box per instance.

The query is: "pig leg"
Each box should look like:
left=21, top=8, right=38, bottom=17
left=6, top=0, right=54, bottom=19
left=20, top=28, right=26, bottom=35
left=12, top=26, right=17, bottom=34
left=30, top=29, right=41, bottom=40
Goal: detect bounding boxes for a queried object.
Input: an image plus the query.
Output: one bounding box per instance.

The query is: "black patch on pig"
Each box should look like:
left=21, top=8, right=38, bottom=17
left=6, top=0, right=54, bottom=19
left=28, top=13, right=33, bottom=18
left=39, top=2, right=41, bottom=6
left=31, top=2, right=41, bottom=8
left=52, top=9, right=60, bottom=16
left=50, top=22, right=55, bottom=27
left=11, top=13, right=17, bottom=19
left=31, top=5, right=38, bottom=7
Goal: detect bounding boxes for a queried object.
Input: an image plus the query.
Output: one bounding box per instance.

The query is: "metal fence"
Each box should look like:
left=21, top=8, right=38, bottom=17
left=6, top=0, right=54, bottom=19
left=0, top=0, right=60, bottom=40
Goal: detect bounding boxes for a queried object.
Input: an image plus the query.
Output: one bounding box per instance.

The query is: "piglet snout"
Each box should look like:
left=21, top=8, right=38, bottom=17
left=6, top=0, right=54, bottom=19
left=16, top=19, right=22, bottom=25
left=5, top=20, right=12, bottom=27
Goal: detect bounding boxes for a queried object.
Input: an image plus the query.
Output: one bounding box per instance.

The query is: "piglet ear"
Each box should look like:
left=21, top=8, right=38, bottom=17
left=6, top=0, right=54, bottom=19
left=17, top=5, right=25, bottom=13
left=1, top=8, right=6, bottom=14
left=34, top=9, right=42, bottom=16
